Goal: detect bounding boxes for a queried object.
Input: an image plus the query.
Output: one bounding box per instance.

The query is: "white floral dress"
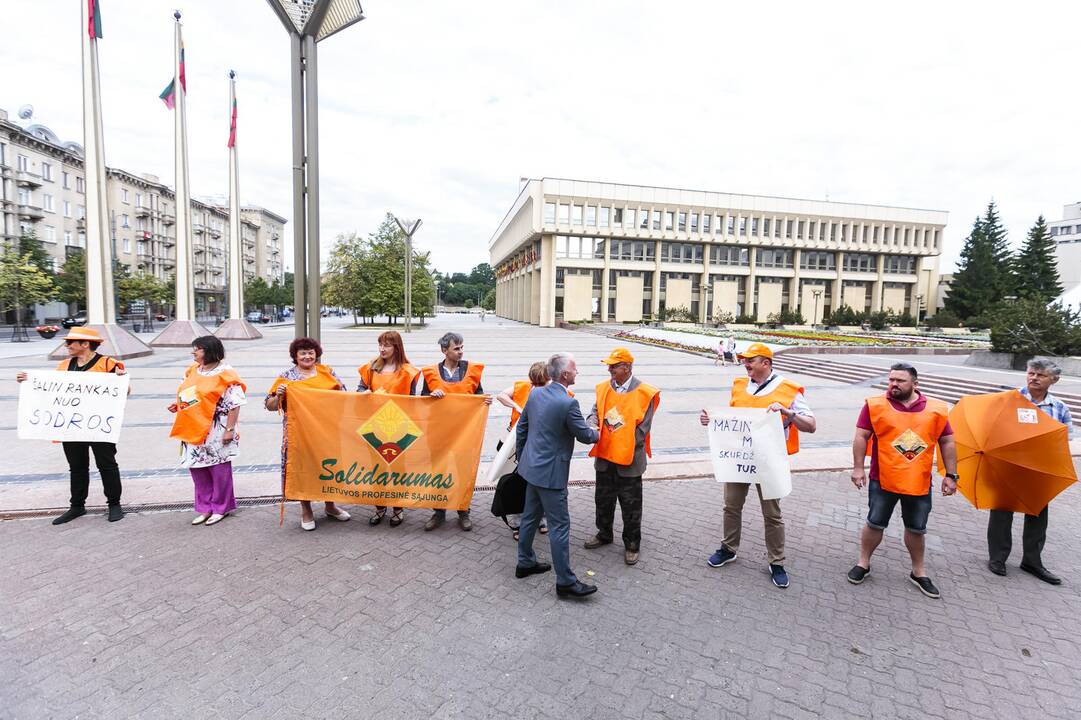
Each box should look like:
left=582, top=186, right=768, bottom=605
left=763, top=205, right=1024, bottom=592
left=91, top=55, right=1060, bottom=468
left=179, top=363, right=248, bottom=469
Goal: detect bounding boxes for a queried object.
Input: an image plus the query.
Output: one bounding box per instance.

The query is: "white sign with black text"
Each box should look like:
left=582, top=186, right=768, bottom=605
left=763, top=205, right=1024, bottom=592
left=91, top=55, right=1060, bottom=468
left=17, top=370, right=130, bottom=443
left=705, top=407, right=792, bottom=500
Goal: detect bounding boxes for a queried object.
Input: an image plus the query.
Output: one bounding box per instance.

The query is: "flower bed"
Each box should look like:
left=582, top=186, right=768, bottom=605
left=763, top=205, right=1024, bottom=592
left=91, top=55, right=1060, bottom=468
left=620, top=324, right=986, bottom=352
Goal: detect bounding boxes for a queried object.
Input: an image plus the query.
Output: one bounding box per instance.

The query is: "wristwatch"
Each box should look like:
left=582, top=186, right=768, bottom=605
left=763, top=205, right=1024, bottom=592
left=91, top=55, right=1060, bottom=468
left=944, top=472, right=959, bottom=480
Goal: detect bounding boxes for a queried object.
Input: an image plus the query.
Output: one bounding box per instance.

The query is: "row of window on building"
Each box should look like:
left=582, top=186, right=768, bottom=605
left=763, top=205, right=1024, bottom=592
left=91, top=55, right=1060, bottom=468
left=553, top=236, right=918, bottom=274
left=543, top=201, right=939, bottom=250
left=1052, top=225, right=1080, bottom=236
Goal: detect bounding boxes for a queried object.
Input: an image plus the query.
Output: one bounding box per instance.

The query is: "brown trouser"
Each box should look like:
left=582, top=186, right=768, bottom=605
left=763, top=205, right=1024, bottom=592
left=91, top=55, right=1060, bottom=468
left=723, top=483, right=785, bottom=565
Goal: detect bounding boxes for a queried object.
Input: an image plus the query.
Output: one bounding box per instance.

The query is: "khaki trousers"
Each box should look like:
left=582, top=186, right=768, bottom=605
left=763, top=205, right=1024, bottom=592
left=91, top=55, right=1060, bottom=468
left=723, top=483, right=785, bottom=565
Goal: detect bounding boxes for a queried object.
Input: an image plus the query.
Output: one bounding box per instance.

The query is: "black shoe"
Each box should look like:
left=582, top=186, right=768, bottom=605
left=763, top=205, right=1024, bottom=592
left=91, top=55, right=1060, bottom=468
left=988, top=560, right=1007, bottom=577
left=556, top=580, right=597, bottom=598
left=107, top=505, right=124, bottom=522
left=847, top=565, right=871, bottom=584
left=1020, top=562, right=1062, bottom=585
left=515, top=562, right=552, bottom=579
left=52, top=507, right=86, bottom=525
left=909, top=573, right=941, bottom=599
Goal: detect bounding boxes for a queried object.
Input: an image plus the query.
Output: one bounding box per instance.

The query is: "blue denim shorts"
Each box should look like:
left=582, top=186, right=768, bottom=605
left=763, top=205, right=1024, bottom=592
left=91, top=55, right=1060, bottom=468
left=866, top=478, right=932, bottom=534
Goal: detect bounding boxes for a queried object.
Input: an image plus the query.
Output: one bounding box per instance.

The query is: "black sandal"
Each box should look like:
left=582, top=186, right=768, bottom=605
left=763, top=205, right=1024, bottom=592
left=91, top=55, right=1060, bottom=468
left=369, top=507, right=386, bottom=526
left=389, top=508, right=404, bottom=527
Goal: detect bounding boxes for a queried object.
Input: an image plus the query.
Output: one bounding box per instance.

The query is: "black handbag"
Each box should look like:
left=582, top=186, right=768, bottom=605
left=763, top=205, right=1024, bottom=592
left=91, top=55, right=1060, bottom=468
left=490, top=470, right=526, bottom=522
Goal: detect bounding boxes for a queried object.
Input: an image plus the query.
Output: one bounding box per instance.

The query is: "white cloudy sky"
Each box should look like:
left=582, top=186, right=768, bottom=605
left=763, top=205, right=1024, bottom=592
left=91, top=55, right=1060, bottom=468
left=4, top=1, right=1080, bottom=277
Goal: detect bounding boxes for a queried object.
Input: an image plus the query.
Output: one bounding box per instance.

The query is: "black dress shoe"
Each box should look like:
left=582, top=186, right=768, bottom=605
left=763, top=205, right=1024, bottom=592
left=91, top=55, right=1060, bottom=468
left=515, top=562, right=552, bottom=579
left=52, top=507, right=86, bottom=525
left=108, top=505, right=125, bottom=522
left=556, top=580, right=598, bottom=598
left=988, top=560, right=1007, bottom=577
left=1020, top=562, right=1062, bottom=585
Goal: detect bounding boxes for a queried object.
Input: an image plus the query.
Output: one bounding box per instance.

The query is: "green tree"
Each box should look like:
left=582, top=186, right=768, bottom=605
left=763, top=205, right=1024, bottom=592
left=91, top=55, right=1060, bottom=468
left=56, top=250, right=87, bottom=312
left=989, top=298, right=1076, bottom=356
left=0, top=248, right=57, bottom=327
left=17, top=230, right=54, bottom=276
left=1012, top=215, right=1062, bottom=302
left=116, top=272, right=167, bottom=313
left=244, top=277, right=271, bottom=310
left=945, top=202, right=1014, bottom=321
left=481, top=287, right=495, bottom=310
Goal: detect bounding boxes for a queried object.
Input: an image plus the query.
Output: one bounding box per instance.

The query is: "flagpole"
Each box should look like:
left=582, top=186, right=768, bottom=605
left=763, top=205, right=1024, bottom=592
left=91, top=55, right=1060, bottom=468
left=152, top=11, right=210, bottom=346
left=215, top=70, right=260, bottom=340
left=81, top=2, right=110, bottom=326
left=50, top=0, right=151, bottom=359
left=227, top=71, right=242, bottom=321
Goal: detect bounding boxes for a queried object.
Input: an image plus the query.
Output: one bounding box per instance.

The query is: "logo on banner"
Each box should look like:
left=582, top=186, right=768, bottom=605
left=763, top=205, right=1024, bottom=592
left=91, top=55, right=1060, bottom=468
left=358, top=401, right=422, bottom=464
left=891, top=429, right=928, bottom=461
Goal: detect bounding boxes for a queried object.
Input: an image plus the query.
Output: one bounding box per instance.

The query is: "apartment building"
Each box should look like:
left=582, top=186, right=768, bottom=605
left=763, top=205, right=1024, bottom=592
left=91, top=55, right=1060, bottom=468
left=0, top=107, right=285, bottom=319
left=490, top=178, right=948, bottom=327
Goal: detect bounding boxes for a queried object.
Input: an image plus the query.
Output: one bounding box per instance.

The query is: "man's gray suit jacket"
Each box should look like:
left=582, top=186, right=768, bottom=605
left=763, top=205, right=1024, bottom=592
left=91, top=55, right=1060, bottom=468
left=515, top=382, right=599, bottom=490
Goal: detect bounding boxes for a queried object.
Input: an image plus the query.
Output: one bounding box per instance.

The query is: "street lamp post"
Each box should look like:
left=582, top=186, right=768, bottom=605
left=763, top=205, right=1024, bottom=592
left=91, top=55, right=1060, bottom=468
left=265, top=0, right=365, bottom=342
left=811, top=288, right=823, bottom=327
left=392, top=216, right=421, bottom=333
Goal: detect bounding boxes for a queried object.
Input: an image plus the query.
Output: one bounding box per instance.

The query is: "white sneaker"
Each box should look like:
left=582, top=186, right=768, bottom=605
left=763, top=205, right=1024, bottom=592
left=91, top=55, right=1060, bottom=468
left=205, top=513, right=226, bottom=526
left=191, top=513, right=209, bottom=525
left=301, top=518, right=316, bottom=531
left=325, top=509, right=351, bottom=522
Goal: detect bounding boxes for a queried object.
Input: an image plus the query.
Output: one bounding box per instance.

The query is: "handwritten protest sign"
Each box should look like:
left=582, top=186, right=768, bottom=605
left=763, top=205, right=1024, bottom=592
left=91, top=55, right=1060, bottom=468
left=18, top=370, right=130, bottom=443
left=705, top=407, right=792, bottom=500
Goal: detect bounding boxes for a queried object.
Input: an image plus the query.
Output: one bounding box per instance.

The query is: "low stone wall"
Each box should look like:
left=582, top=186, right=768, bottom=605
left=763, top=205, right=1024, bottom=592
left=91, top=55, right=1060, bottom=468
left=780, top=346, right=973, bottom=356
left=965, top=350, right=1081, bottom=374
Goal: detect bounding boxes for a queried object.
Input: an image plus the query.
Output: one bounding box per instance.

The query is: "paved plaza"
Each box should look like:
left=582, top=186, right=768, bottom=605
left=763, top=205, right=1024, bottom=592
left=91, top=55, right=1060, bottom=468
left=2, top=315, right=1080, bottom=718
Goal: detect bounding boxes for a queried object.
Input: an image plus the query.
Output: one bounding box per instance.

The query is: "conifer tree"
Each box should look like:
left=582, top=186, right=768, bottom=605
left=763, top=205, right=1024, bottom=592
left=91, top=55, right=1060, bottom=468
left=944, top=202, right=1013, bottom=320
left=1012, top=215, right=1062, bottom=302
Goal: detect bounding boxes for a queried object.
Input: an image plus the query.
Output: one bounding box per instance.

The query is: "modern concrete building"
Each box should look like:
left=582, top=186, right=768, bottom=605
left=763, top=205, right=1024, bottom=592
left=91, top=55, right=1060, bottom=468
left=490, top=178, right=949, bottom=327
left=1051, top=202, right=1081, bottom=298
left=0, top=107, right=285, bottom=321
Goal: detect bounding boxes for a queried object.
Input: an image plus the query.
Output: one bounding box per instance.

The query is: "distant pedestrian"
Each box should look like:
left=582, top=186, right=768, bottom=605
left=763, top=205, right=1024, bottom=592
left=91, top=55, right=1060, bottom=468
left=514, top=352, right=600, bottom=598
left=700, top=343, right=815, bottom=588
left=421, top=331, right=492, bottom=531
left=357, top=331, right=420, bottom=527
left=168, top=336, right=247, bottom=527
left=987, top=357, right=1072, bottom=585
left=585, top=348, right=660, bottom=566
left=16, top=327, right=129, bottom=525
left=848, top=362, right=958, bottom=599
left=266, top=337, right=351, bottom=532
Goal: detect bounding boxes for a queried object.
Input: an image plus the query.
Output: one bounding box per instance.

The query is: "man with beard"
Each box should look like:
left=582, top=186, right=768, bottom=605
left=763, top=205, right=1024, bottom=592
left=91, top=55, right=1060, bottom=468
left=848, top=362, right=959, bottom=599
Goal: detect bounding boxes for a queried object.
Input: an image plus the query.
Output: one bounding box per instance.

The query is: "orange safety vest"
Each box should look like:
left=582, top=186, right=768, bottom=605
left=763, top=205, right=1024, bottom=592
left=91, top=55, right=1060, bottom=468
left=421, top=362, right=484, bottom=395
left=866, top=395, right=949, bottom=495
left=268, top=365, right=343, bottom=410
left=509, top=380, right=573, bottom=427
left=169, top=364, right=247, bottom=445
left=55, top=354, right=123, bottom=373
left=589, top=380, right=660, bottom=466
left=731, top=375, right=804, bottom=455
left=358, top=362, right=420, bottom=395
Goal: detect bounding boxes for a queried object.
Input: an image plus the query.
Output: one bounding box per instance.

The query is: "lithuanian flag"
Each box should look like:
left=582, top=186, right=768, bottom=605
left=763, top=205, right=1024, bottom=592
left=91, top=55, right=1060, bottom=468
left=159, top=42, right=186, bottom=109
left=87, top=0, right=103, bottom=39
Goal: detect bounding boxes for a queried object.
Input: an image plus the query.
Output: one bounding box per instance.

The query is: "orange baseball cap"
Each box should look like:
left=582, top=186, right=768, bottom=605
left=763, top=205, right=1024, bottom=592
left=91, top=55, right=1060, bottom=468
left=601, top=347, right=635, bottom=365
left=64, top=327, right=103, bottom=343
left=737, top=342, right=773, bottom=360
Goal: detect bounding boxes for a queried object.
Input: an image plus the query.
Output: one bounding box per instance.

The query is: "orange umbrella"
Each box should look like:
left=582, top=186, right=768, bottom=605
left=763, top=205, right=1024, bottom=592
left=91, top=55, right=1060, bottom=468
left=939, top=390, right=1076, bottom=514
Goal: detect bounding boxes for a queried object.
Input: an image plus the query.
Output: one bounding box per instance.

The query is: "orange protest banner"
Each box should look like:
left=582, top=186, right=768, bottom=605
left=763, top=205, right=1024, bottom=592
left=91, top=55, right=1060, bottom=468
left=284, top=384, right=489, bottom=510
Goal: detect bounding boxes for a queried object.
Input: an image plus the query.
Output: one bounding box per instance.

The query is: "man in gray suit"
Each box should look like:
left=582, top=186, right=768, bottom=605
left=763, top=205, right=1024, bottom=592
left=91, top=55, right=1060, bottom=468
left=515, top=352, right=600, bottom=598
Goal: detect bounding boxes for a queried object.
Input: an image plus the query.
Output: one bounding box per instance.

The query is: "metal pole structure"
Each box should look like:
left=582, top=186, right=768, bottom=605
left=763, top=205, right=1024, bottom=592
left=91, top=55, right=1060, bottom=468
left=405, top=235, right=412, bottom=332
left=266, top=0, right=364, bottom=341
left=392, top=217, right=421, bottom=333
left=290, top=34, right=307, bottom=339
left=304, top=35, right=321, bottom=343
